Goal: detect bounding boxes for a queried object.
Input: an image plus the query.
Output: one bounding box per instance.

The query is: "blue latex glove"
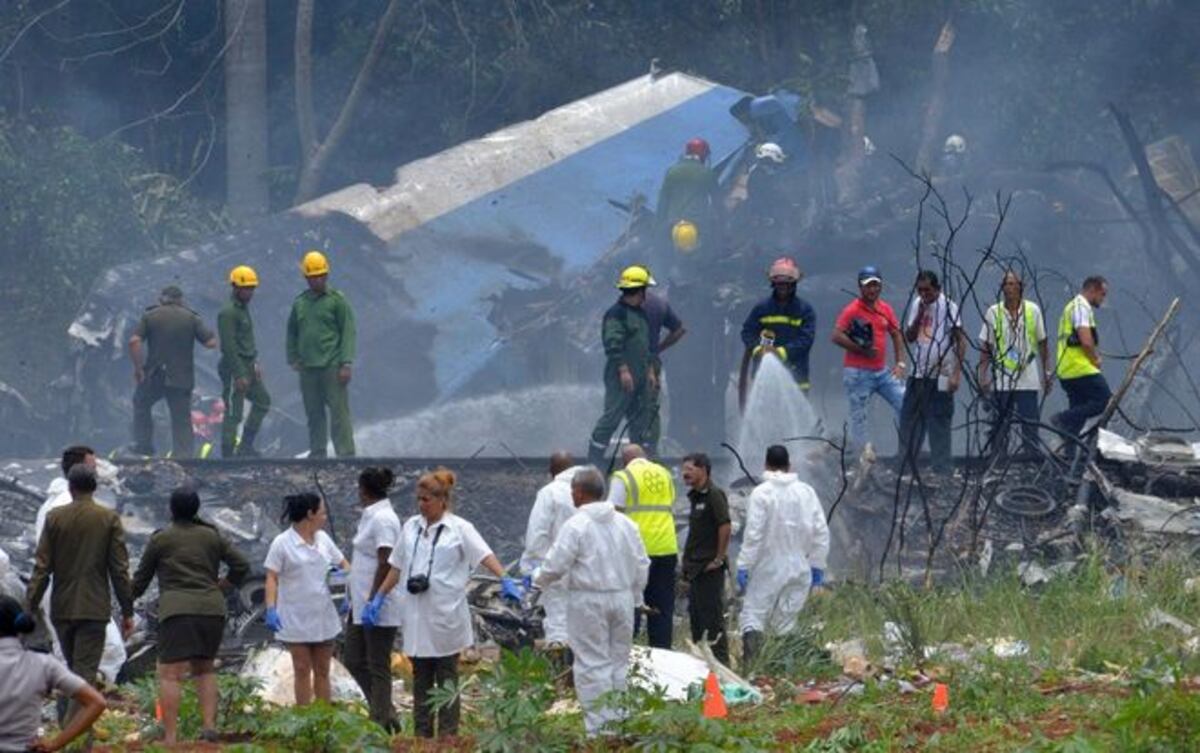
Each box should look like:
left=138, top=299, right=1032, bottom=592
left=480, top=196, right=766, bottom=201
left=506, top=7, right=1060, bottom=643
left=811, top=568, right=825, bottom=587
left=336, top=597, right=350, bottom=616
left=522, top=575, right=533, bottom=591
left=736, top=568, right=749, bottom=593
left=499, top=576, right=524, bottom=603
left=265, top=606, right=283, bottom=633
left=362, top=594, right=385, bottom=627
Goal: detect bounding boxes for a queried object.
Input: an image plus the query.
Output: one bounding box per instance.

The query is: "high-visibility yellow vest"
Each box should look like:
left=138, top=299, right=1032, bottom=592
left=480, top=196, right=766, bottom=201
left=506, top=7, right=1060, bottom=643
left=993, top=300, right=1038, bottom=374
left=1056, top=295, right=1100, bottom=380
left=612, top=459, right=678, bottom=556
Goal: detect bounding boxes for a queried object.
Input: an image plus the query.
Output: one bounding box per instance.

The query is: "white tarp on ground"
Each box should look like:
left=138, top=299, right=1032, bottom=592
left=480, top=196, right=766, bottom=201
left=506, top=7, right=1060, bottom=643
left=240, top=645, right=365, bottom=706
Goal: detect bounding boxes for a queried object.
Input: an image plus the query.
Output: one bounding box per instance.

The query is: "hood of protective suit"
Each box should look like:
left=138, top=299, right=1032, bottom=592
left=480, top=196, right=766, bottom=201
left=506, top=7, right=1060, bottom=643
left=580, top=500, right=617, bottom=523
left=554, top=465, right=583, bottom=485
left=763, top=469, right=798, bottom=486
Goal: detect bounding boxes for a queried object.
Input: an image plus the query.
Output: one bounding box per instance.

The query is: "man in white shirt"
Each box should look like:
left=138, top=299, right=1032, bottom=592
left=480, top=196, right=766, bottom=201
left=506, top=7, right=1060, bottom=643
left=898, top=270, right=965, bottom=474
left=35, top=446, right=126, bottom=686
left=536, top=466, right=649, bottom=737
left=978, top=270, right=1051, bottom=456
left=519, top=452, right=579, bottom=644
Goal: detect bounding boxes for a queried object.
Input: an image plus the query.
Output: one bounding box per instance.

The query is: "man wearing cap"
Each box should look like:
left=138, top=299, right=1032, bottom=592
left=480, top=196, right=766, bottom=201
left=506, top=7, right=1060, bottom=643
left=588, top=265, right=656, bottom=466
left=832, top=267, right=907, bottom=454
left=218, top=266, right=270, bottom=458
left=739, top=256, right=816, bottom=407
left=287, top=250, right=357, bottom=458
left=128, top=285, right=218, bottom=457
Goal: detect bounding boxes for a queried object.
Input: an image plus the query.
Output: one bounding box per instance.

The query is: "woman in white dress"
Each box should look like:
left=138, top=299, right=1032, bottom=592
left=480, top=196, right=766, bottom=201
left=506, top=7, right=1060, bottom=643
left=263, top=492, right=348, bottom=705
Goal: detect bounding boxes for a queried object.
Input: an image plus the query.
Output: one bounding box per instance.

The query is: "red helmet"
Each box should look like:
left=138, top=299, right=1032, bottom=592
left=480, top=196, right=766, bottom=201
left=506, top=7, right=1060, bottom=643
left=685, top=137, right=711, bottom=161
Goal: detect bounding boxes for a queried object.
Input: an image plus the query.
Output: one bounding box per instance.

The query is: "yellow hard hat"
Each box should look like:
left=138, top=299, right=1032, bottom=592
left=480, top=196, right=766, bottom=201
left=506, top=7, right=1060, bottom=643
left=229, top=265, right=259, bottom=288
left=671, top=220, right=699, bottom=252
left=301, top=250, right=330, bottom=277
left=616, top=264, right=657, bottom=290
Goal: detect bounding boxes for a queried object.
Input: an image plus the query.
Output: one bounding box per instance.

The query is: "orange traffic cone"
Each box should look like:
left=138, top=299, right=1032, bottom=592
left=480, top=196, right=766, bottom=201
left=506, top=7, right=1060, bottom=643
left=931, top=683, right=949, bottom=714
left=702, top=671, right=728, bottom=719
left=154, top=699, right=164, bottom=721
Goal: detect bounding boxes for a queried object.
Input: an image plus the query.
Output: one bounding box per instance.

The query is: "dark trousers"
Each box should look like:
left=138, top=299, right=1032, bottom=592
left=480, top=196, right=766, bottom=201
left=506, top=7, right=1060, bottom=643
left=342, top=624, right=397, bottom=728
left=588, top=365, right=656, bottom=465
left=898, top=377, right=954, bottom=473
left=686, top=568, right=729, bottom=665
left=988, top=390, right=1040, bottom=455
left=54, top=619, right=106, bottom=723
left=411, top=654, right=459, bottom=738
left=132, top=369, right=193, bottom=457
left=1055, top=374, right=1112, bottom=436
left=635, top=554, right=677, bottom=649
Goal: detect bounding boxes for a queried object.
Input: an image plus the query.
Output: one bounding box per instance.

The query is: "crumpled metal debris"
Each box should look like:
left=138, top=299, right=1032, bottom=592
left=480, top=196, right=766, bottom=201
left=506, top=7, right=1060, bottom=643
left=1102, top=490, right=1200, bottom=534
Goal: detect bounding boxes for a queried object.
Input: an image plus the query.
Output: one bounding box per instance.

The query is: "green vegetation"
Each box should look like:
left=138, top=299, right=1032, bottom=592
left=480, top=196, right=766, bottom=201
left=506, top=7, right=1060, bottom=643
left=76, top=549, right=1200, bottom=751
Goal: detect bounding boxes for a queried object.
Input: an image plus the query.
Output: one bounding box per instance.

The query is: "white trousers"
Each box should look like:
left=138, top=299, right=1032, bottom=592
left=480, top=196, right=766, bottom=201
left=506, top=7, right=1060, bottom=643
left=567, top=589, right=634, bottom=736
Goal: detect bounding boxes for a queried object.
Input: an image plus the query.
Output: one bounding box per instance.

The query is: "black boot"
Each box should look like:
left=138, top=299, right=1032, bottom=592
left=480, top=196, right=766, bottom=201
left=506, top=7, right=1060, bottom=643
left=236, top=427, right=261, bottom=457
left=742, top=629, right=763, bottom=673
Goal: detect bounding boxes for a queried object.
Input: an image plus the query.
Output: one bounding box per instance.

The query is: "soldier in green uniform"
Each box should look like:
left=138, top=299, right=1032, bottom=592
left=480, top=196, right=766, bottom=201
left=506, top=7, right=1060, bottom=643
left=587, top=265, right=658, bottom=466
left=218, top=265, right=271, bottom=458
left=128, top=285, right=217, bottom=457
left=287, top=250, right=357, bottom=458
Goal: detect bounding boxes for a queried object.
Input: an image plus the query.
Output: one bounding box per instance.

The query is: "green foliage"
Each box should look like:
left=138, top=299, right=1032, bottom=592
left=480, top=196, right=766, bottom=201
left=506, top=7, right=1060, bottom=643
left=427, top=648, right=575, bottom=752
left=746, top=620, right=837, bottom=679
left=1107, top=684, right=1200, bottom=752
left=608, top=676, right=771, bottom=752
left=257, top=700, right=390, bottom=753
left=128, top=673, right=269, bottom=739
left=803, top=723, right=869, bottom=753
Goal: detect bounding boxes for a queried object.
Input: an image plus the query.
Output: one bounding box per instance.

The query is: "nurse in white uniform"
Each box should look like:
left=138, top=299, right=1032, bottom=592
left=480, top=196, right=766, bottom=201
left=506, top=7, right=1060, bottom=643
left=364, top=468, right=518, bottom=738
left=263, top=492, right=349, bottom=706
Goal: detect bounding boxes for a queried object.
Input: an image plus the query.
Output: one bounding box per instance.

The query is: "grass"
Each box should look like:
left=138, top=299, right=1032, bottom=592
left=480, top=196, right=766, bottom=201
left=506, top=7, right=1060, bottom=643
left=87, top=543, right=1200, bottom=751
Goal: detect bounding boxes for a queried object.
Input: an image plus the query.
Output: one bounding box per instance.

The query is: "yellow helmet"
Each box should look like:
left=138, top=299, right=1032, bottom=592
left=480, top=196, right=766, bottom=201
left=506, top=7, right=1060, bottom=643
left=229, top=265, right=259, bottom=288
left=301, top=250, right=330, bottom=277
left=671, top=220, right=699, bottom=252
left=616, top=264, right=657, bottom=290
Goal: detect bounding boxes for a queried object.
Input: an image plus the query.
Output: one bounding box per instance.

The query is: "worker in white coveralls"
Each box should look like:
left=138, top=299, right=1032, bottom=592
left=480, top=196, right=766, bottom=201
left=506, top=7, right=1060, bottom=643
left=519, top=451, right=580, bottom=644
left=35, top=445, right=127, bottom=685
left=535, top=466, right=650, bottom=737
left=736, top=444, right=830, bottom=670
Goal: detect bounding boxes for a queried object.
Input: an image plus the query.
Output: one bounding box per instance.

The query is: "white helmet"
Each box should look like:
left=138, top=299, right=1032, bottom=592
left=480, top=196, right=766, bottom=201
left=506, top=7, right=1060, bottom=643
left=863, top=135, right=876, bottom=156
left=755, top=142, right=786, bottom=164
left=944, top=134, right=967, bottom=154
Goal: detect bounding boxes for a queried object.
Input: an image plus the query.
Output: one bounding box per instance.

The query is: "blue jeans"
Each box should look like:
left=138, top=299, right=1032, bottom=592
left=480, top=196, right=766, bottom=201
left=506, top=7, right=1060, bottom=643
left=843, top=367, right=905, bottom=451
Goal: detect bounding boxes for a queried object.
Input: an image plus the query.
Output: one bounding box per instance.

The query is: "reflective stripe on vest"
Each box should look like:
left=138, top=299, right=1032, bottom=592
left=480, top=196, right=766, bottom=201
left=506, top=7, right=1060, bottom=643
left=758, top=314, right=804, bottom=327
left=1056, top=296, right=1099, bottom=380
left=993, top=301, right=1037, bottom=373
left=613, top=462, right=678, bottom=556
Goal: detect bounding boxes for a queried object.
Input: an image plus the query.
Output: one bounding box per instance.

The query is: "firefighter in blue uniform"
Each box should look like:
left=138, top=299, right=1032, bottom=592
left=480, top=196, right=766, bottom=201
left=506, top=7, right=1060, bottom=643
left=738, top=257, right=816, bottom=408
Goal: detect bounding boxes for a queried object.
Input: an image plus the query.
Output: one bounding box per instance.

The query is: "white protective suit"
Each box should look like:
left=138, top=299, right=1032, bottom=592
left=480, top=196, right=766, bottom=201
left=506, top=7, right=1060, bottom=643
left=519, top=466, right=581, bottom=642
left=738, top=470, right=830, bottom=635
left=535, top=501, right=649, bottom=736
left=37, top=476, right=127, bottom=684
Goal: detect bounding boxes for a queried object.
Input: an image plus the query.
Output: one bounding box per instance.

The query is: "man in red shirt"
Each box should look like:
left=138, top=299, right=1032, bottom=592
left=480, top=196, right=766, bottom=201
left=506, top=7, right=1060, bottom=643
left=831, top=266, right=908, bottom=453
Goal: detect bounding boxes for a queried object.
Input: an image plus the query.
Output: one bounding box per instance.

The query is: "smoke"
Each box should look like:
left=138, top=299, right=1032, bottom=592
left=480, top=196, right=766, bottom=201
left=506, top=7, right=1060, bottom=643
left=356, top=383, right=603, bottom=457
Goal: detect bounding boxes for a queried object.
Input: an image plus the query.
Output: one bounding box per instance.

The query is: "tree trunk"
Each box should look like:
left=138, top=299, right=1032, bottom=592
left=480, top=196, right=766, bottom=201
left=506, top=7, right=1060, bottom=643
left=293, top=0, right=402, bottom=206
left=224, top=0, right=269, bottom=221
left=914, top=19, right=955, bottom=174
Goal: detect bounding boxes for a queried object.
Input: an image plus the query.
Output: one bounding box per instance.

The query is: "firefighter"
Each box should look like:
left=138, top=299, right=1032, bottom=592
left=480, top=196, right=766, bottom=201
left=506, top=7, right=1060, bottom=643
left=218, top=265, right=270, bottom=458
left=286, top=251, right=357, bottom=458
left=128, top=285, right=217, bottom=457
left=739, top=257, right=816, bottom=408
left=587, top=265, right=656, bottom=466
